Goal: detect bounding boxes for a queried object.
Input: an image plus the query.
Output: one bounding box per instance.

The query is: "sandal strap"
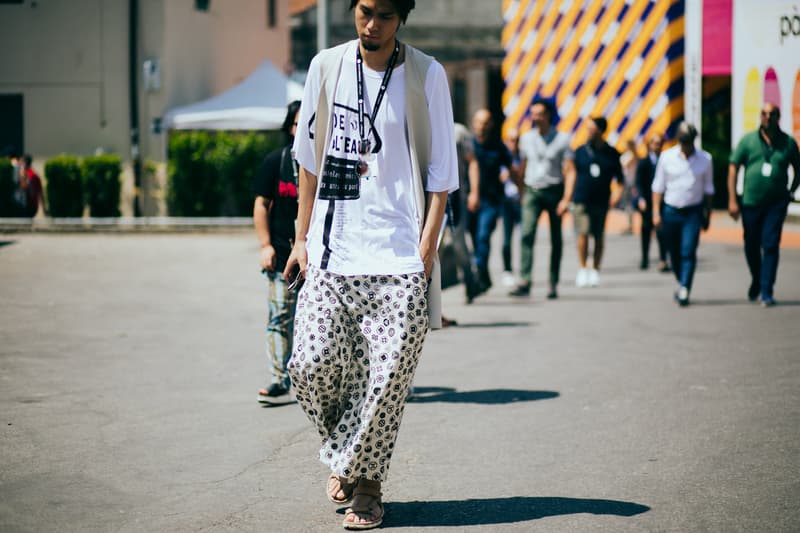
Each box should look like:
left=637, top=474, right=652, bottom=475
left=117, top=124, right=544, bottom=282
left=352, top=484, right=382, bottom=497
left=346, top=493, right=384, bottom=514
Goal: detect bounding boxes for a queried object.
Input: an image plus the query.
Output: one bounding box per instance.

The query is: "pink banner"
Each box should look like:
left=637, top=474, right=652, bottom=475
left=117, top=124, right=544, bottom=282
left=703, top=0, right=732, bottom=75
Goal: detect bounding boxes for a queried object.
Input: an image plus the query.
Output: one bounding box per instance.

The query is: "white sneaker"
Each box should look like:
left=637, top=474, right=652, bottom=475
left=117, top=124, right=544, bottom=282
left=575, top=268, right=589, bottom=288
left=588, top=269, right=600, bottom=287
left=501, top=271, right=517, bottom=287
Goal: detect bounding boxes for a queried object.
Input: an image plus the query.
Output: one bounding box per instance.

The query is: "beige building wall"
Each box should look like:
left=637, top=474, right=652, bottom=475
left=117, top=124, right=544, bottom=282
left=0, top=0, right=130, bottom=157
left=0, top=0, right=290, bottom=215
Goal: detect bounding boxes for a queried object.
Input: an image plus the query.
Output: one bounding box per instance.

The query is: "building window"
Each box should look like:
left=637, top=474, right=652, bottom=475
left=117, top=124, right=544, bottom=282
left=267, top=0, right=276, bottom=28
left=0, top=94, right=25, bottom=156
left=195, top=0, right=209, bottom=12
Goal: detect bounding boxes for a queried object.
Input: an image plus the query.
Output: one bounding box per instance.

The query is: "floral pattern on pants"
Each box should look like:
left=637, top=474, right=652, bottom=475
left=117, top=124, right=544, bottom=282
left=288, top=265, right=429, bottom=482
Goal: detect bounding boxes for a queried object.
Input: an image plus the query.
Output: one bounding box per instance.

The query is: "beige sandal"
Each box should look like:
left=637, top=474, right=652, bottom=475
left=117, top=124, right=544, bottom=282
left=343, top=485, right=384, bottom=530
left=327, top=473, right=355, bottom=505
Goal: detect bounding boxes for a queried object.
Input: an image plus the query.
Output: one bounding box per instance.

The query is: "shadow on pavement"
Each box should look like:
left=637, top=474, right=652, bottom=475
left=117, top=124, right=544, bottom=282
left=453, top=321, right=534, bottom=328
left=409, top=387, right=558, bottom=404
left=258, top=399, right=297, bottom=408
left=0, top=240, right=16, bottom=248
left=556, top=294, right=631, bottom=302
left=690, top=299, right=800, bottom=307
left=374, top=496, right=650, bottom=528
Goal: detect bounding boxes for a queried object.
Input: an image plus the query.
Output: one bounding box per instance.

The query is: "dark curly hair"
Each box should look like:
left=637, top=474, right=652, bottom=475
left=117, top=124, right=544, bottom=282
left=281, top=100, right=301, bottom=136
left=590, top=116, right=608, bottom=134
left=349, top=0, right=416, bottom=23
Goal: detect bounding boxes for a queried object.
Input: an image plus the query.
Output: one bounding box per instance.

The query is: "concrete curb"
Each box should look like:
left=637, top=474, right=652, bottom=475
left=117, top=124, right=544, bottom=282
left=0, top=216, right=253, bottom=233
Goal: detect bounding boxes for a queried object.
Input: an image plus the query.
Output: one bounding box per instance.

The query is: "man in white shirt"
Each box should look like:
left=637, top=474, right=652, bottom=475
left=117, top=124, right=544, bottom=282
left=284, top=0, right=458, bottom=529
left=652, top=122, right=714, bottom=306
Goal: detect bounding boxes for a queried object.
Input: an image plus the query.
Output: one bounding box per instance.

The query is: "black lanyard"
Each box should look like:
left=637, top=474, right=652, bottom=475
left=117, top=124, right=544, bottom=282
left=355, top=40, right=400, bottom=155
left=759, top=128, right=775, bottom=164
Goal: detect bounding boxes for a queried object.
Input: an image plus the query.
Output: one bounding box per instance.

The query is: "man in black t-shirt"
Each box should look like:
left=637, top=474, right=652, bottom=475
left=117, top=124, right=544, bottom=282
left=253, top=100, right=301, bottom=404
left=563, top=116, right=623, bottom=287
left=467, top=108, right=516, bottom=293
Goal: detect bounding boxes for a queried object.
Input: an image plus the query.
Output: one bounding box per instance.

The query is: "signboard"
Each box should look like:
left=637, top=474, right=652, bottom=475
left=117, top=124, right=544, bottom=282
left=732, top=0, right=800, bottom=145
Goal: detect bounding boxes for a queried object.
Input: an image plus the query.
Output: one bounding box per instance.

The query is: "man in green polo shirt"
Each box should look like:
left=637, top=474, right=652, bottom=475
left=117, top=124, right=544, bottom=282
left=728, top=102, right=800, bottom=306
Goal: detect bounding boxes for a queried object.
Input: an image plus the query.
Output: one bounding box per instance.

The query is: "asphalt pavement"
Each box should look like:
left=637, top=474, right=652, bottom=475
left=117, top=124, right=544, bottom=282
left=1, top=216, right=799, bottom=532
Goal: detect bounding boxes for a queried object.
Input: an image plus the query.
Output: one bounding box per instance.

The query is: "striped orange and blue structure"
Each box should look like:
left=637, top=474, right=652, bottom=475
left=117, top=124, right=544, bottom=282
left=502, top=0, right=686, bottom=149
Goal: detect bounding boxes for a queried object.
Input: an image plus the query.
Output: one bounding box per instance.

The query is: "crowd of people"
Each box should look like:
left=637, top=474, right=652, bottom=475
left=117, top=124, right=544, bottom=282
left=445, top=101, right=798, bottom=310
left=1, top=149, right=45, bottom=218
left=248, top=2, right=799, bottom=530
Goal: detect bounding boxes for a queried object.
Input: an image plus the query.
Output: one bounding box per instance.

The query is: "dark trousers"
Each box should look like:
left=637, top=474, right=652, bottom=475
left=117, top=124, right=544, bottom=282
left=501, top=196, right=521, bottom=272
left=473, top=199, right=501, bottom=279
left=662, top=204, right=703, bottom=291
left=741, top=198, right=789, bottom=300
left=640, top=207, right=668, bottom=266
left=519, top=184, right=563, bottom=286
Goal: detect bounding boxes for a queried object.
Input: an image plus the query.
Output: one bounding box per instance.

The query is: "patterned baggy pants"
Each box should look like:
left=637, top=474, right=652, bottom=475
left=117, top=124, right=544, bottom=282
left=264, top=270, right=297, bottom=389
left=288, top=265, right=429, bottom=482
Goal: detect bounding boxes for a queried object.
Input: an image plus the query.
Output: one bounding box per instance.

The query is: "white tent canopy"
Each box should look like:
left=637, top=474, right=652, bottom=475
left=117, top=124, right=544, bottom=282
left=163, top=60, right=304, bottom=130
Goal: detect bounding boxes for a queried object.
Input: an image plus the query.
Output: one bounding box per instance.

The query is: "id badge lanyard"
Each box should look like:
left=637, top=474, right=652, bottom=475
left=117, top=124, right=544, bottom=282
left=355, top=40, right=400, bottom=177
left=760, top=131, right=774, bottom=178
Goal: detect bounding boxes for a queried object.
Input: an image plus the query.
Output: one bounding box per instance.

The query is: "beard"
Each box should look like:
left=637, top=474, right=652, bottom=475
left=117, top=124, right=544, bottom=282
left=360, top=37, right=381, bottom=52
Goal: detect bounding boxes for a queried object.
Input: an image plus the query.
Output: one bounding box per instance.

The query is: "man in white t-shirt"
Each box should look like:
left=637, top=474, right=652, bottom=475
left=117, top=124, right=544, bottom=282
left=284, top=1, right=458, bottom=529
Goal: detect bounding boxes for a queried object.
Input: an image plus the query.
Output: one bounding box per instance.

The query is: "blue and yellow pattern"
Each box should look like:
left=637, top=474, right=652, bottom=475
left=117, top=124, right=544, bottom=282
left=502, top=0, right=686, bottom=149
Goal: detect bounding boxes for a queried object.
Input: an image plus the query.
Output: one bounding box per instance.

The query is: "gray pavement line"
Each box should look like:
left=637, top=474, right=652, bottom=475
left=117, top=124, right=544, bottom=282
left=168, top=425, right=315, bottom=488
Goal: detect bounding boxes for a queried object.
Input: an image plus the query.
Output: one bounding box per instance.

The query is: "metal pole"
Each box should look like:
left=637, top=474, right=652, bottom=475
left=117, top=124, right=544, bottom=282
left=129, top=0, right=142, bottom=216
left=317, top=0, right=329, bottom=52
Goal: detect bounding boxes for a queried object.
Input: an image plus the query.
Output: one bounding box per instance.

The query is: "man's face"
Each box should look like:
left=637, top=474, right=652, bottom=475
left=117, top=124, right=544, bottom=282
left=473, top=110, right=492, bottom=138
left=504, top=130, right=519, bottom=152
left=355, top=0, right=400, bottom=52
left=760, top=103, right=779, bottom=130
left=648, top=135, right=664, bottom=155
left=290, top=110, right=299, bottom=138
left=530, top=103, right=550, bottom=130
left=585, top=119, right=600, bottom=142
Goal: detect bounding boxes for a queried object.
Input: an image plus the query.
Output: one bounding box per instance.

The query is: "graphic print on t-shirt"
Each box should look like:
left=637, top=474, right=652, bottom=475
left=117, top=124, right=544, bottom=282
left=319, top=103, right=383, bottom=200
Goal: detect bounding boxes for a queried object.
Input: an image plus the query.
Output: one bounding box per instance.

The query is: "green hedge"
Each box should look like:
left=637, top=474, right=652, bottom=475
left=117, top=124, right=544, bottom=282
left=167, top=130, right=282, bottom=216
left=0, top=158, right=15, bottom=217
left=45, top=155, right=84, bottom=217
left=83, top=155, right=122, bottom=217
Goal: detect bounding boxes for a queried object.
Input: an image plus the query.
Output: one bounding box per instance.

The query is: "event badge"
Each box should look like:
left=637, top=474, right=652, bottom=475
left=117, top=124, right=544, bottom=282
left=590, top=163, right=601, bottom=178
left=533, top=161, right=546, bottom=180
left=761, top=162, right=772, bottom=177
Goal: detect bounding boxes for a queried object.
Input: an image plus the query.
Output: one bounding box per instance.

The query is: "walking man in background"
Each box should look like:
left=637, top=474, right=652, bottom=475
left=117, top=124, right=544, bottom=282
left=510, top=98, right=574, bottom=299
left=253, top=101, right=301, bottom=404
left=468, top=108, right=515, bottom=295
left=499, top=128, right=522, bottom=288
left=728, top=102, right=799, bottom=307
left=635, top=133, right=668, bottom=271
left=20, top=155, right=45, bottom=217
left=285, top=0, right=458, bottom=528
left=564, top=116, right=623, bottom=288
left=653, top=122, right=714, bottom=307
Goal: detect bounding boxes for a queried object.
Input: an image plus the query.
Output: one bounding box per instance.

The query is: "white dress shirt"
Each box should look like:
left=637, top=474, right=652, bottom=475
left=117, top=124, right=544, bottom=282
left=652, top=144, right=714, bottom=208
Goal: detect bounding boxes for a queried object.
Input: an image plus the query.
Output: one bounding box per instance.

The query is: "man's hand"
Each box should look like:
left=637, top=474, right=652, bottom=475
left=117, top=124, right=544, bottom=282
left=467, top=191, right=479, bottom=213
left=728, top=198, right=740, bottom=221
left=556, top=199, right=570, bottom=216
left=283, top=240, right=308, bottom=282
left=702, top=209, right=711, bottom=231
left=653, top=213, right=662, bottom=229
left=419, top=241, right=436, bottom=280
left=259, top=244, right=276, bottom=271
left=637, top=198, right=647, bottom=212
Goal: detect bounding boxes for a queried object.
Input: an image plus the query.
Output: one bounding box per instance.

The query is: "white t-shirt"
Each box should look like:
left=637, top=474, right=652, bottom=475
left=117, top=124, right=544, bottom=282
left=293, top=40, right=458, bottom=276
